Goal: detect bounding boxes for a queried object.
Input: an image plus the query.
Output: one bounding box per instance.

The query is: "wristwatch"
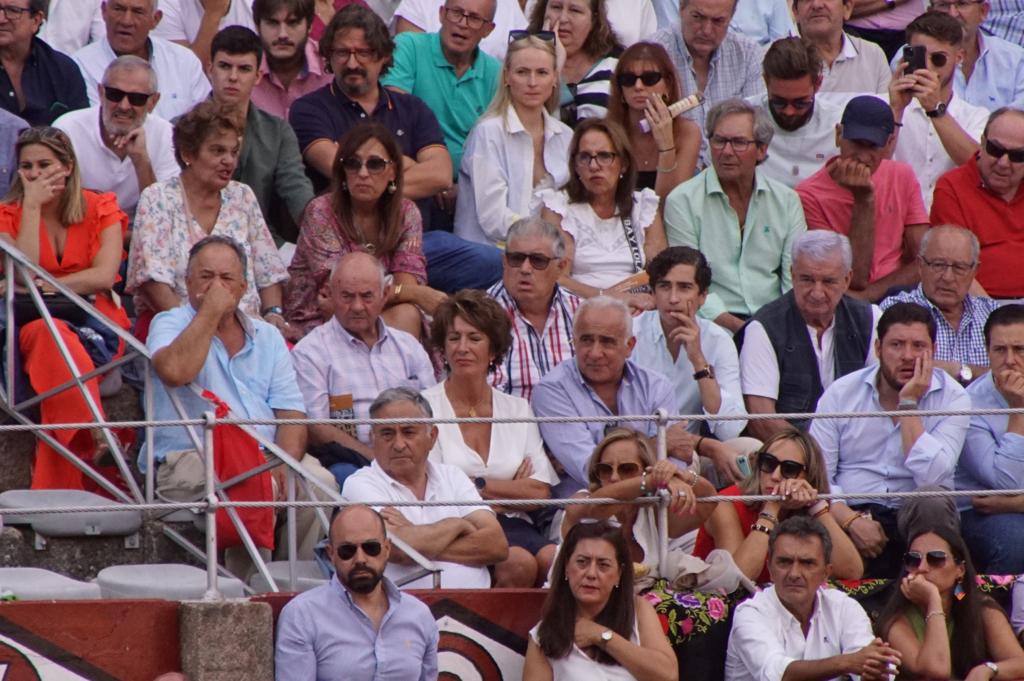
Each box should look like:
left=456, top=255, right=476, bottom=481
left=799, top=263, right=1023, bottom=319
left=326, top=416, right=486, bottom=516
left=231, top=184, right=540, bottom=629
left=599, top=630, right=614, bottom=648
left=474, top=476, right=487, bottom=491
left=261, top=305, right=284, bottom=317
left=958, top=363, right=973, bottom=385
left=926, top=102, right=948, bottom=118
left=693, top=365, right=715, bottom=381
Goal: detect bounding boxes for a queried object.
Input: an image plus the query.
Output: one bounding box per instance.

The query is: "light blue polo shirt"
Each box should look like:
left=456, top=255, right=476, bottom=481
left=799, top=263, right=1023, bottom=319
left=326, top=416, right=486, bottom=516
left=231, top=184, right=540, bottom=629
left=382, top=31, right=500, bottom=178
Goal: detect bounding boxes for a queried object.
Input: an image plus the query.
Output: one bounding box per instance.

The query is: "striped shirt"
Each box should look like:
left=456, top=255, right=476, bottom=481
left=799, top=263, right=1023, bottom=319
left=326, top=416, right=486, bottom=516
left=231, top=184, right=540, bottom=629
left=487, top=282, right=581, bottom=401
left=984, top=0, right=1024, bottom=44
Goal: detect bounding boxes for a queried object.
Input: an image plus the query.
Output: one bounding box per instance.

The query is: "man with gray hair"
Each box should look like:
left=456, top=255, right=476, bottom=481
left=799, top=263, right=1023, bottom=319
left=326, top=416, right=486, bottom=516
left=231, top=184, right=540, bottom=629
left=342, top=387, right=508, bottom=589
left=665, top=98, right=807, bottom=332
left=881, top=225, right=1001, bottom=384
left=488, top=217, right=580, bottom=400
left=737, top=230, right=881, bottom=439
left=532, top=296, right=712, bottom=495
left=55, top=55, right=179, bottom=219
left=72, top=0, right=210, bottom=121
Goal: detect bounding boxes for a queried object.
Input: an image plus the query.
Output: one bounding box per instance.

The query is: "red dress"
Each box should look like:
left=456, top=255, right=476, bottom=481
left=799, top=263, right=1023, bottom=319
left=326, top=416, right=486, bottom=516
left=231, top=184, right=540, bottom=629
left=0, top=191, right=129, bottom=490
left=693, top=484, right=772, bottom=584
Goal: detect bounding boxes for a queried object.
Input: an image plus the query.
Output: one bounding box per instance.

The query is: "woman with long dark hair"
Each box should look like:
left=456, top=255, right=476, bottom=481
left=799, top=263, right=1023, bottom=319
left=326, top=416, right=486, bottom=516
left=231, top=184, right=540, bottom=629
left=877, top=525, right=1024, bottom=681
left=523, top=519, right=677, bottom=681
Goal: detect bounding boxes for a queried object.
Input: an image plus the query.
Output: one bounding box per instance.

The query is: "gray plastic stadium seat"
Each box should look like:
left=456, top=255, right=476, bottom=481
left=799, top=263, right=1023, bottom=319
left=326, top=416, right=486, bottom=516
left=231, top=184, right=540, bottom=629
left=0, top=490, right=142, bottom=537
left=0, top=568, right=101, bottom=600
left=96, top=564, right=245, bottom=599
left=248, top=561, right=328, bottom=593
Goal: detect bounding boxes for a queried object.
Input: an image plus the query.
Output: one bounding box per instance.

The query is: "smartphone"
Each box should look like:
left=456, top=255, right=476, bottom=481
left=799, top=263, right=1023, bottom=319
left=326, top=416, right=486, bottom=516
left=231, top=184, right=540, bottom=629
left=736, top=454, right=752, bottom=478
left=903, top=45, right=927, bottom=73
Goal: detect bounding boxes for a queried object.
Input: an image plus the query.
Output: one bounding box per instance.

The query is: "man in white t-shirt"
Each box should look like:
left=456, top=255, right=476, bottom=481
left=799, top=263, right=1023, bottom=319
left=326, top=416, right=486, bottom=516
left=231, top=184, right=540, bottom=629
left=342, top=387, right=509, bottom=589
left=54, top=56, right=179, bottom=219
left=152, top=0, right=256, bottom=65
left=73, top=0, right=210, bottom=121
left=39, top=0, right=104, bottom=54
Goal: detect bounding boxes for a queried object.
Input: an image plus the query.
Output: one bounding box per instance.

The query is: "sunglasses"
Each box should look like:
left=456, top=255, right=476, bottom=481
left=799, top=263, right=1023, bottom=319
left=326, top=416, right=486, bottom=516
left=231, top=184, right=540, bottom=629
left=768, top=96, right=814, bottom=112
left=758, top=452, right=806, bottom=479
left=340, top=156, right=392, bottom=174
left=616, top=71, right=663, bottom=88
left=903, top=549, right=951, bottom=570
left=596, top=461, right=642, bottom=479
left=102, top=86, right=153, bottom=107
left=505, top=251, right=555, bottom=270
left=985, top=139, right=1024, bottom=163
left=508, top=29, right=556, bottom=44
left=336, top=540, right=383, bottom=560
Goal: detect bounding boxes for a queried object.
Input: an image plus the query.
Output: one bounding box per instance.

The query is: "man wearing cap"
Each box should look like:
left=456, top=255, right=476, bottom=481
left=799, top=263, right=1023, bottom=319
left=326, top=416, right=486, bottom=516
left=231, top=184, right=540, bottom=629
left=796, top=95, right=930, bottom=303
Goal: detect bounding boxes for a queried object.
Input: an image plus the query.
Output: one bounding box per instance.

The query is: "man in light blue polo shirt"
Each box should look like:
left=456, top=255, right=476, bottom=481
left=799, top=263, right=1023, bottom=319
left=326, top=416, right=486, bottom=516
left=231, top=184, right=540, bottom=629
left=381, top=0, right=500, bottom=181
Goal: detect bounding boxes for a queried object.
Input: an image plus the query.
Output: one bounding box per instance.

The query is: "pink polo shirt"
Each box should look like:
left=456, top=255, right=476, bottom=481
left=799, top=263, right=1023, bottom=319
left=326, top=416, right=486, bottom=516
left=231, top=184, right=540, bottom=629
left=251, top=39, right=333, bottom=120
left=796, top=157, right=929, bottom=282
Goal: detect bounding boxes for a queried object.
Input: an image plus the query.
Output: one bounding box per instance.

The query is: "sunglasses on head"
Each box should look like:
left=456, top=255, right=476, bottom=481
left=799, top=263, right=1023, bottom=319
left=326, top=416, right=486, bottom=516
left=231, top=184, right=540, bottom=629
left=340, top=156, right=392, bottom=174
left=985, top=139, right=1024, bottom=163
left=102, top=86, right=153, bottom=107
left=508, top=29, right=556, bottom=44
left=758, top=452, right=806, bottom=479
left=616, top=71, right=663, bottom=88
left=596, top=461, right=642, bottom=479
left=903, top=549, right=951, bottom=570
left=336, top=540, right=383, bottom=560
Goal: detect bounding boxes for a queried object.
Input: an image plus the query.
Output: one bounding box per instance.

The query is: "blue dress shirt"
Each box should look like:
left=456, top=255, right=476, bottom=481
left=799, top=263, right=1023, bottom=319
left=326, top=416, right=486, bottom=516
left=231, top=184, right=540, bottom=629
left=955, top=372, right=1024, bottom=511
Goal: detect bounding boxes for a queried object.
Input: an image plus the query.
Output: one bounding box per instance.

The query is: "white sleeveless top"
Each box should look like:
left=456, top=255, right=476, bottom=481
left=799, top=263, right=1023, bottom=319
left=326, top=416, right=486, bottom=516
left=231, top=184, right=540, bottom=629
left=529, top=621, right=642, bottom=681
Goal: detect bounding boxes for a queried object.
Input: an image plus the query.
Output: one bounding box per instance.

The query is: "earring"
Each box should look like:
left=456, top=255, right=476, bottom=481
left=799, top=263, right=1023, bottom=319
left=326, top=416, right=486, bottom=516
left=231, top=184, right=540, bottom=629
left=387, top=180, right=397, bottom=194
left=954, top=579, right=965, bottom=601
left=341, top=180, right=348, bottom=192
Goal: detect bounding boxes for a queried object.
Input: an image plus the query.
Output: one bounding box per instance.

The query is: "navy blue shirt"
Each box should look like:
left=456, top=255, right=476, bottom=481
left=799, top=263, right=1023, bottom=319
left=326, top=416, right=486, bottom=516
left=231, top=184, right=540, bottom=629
left=0, top=37, right=88, bottom=126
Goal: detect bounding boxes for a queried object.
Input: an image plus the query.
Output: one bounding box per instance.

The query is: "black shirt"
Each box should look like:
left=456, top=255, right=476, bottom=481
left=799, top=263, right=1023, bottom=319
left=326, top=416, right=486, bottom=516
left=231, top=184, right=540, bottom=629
left=0, top=37, right=88, bottom=126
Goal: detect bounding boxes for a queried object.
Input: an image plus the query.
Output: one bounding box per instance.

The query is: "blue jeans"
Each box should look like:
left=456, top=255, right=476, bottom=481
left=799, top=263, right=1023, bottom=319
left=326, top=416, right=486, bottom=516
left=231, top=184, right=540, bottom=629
left=422, top=230, right=502, bottom=293
left=961, top=508, right=1024, bottom=575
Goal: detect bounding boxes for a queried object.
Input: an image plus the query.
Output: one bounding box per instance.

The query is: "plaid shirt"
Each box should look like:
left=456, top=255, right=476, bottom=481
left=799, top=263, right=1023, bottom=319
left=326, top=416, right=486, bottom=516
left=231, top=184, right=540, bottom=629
left=488, top=282, right=580, bottom=401
left=880, top=285, right=1002, bottom=366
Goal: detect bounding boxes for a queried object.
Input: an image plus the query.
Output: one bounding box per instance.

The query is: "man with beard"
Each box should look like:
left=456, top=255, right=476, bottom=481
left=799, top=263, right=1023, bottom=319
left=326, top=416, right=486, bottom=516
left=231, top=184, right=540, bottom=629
left=274, top=504, right=440, bottom=681
left=809, top=302, right=970, bottom=577
left=250, top=0, right=332, bottom=120
left=797, top=95, right=929, bottom=302
left=756, top=37, right=844, bottom=188
left=54, top=55, right=178, bottom=220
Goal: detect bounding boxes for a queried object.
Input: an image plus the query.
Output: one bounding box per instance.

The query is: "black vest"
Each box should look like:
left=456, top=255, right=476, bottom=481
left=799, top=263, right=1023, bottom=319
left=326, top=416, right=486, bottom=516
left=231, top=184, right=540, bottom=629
left=736, top=291, right=874, bottom=429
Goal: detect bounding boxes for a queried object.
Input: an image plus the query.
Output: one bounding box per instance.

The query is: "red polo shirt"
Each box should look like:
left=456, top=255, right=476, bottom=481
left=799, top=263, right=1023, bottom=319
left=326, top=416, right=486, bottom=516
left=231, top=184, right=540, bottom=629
left=931, top=156, right=1024, bottom=298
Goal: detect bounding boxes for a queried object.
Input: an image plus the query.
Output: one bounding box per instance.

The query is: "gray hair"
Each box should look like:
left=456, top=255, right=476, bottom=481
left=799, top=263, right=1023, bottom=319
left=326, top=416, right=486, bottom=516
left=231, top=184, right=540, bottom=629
left=505, top=217, right=567, bottom=259
left=919, top=224, right=980, bottom=262
left=368, top=387, right=434, bottom=419
left=329, top=251, right=387, bottom=290
left=791, top=231, right=852, bottom=274
left=186, top=235, right=248, bottom=276
left=574, top=296, right=633, bottom=338
left=705, top=98, right=774, bottom=147
left=102, top=55, right=159, bottom=92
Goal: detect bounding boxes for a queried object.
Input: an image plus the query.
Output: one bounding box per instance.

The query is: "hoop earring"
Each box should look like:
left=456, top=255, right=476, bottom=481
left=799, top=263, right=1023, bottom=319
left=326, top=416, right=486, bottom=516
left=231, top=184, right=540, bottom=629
left=387, top=180, right=397, bottom=194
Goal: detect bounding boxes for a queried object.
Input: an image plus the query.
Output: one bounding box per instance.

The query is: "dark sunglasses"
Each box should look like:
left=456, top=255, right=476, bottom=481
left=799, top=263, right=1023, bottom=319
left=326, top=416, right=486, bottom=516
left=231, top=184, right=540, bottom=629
left=505, top=251, right=554, bottom=270
left=768, top=96, right=814, bottom=112
left=336, top=540, right=383, bottom=560
left=102, top=85, right=153, bottom=107
left=903, top=549, right=951, bottom=570
left=340, top=156, right=392, bottom=174
left=616, top=71, right=663, bottom=88
left=596, top=461, right=642, bottom=479
left=985, top=139, right=1024, bottom=163
left=929, top=52, right=949, bottom=67
left=508, top=29, right=556, bottom=44
left=758, top=452, right=806, bottom=479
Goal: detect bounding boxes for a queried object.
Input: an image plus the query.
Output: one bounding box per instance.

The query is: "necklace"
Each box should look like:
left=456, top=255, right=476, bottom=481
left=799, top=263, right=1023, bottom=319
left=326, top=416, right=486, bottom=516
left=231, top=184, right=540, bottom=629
left=352, top=218, right=376, bottom=255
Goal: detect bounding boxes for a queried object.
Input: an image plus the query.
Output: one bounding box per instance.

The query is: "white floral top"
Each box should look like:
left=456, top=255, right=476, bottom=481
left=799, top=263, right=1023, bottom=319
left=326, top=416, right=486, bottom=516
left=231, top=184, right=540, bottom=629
left=127, top=176, right=288, bottom=317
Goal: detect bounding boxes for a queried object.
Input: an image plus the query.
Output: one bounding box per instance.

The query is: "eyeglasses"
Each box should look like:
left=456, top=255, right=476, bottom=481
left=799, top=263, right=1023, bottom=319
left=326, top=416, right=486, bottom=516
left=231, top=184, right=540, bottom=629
left=985, top=139, right=1024, bottom=163
left=903, top=549, right=951, bottom=570
left=505, top=251, right=555, bottom=270
left=331, top=47, right=376, bottom=63
left=931, top=0, right=985, bottom=10
left=709, top=135, right=756, bottom=152
left=616, top=71, right=663, bottom=88
left=757, top=452, right=806, bottom=479
left=102, top=86, right=154, bottom=107
left=508, top=29, right=556, bottom=44
left=336, top=540, right=383, bottom=560
left=768, top=96, right=814, bottom=112
left=340, top=156, right=393, bottom=174
left=574, top=151, right=618, bottom=167
left=442, top=6, right=491, bottom=29
left=0, top=4, right=30, bottom=20
left=596, top=461, right=642, bottom=479
left=920, top=256, right=976, bottom=276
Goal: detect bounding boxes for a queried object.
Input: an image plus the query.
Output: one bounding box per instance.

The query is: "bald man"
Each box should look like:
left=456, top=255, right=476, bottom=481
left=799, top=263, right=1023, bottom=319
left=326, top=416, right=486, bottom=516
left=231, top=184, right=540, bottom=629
left=275, top=505, right=439, bottom=681
left=291, top=252, right=436, bottom=488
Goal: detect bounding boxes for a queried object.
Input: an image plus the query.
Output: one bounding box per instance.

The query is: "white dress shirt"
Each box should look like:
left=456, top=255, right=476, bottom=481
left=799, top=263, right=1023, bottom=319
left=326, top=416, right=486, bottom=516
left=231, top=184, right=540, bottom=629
left=809, top=365, right=970, bottom=507
left=726, top=585, right=877, bottom=681
left=455, top=106, right=572, bottom=246
left=740, top=305, right=882, bottom=401
left=632, top=310, right=748, bottom=440
left=392, top=0, right=527, bottom=60
left=73, top=36, right=211, bottom=122
left=153, top=0, right=256, bottom=42
left=342, top=460, right=494, bottom=589
left=53, top=106, right=180, bottom=217
left=39, top=0, right=104, bottom=54
left=756, top=94, right=843, bottom=188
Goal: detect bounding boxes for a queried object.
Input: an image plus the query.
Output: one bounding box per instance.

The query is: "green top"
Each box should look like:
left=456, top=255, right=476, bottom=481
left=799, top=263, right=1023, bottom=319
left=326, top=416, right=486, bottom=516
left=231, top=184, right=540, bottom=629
left=905, top=605, right=954, bottom=641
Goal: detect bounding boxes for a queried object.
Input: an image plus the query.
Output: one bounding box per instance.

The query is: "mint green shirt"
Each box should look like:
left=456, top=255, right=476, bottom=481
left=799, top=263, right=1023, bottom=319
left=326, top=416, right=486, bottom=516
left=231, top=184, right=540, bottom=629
left=382, top=32, right=500, bottom=179
left=664, top=166, right=806, bottom=321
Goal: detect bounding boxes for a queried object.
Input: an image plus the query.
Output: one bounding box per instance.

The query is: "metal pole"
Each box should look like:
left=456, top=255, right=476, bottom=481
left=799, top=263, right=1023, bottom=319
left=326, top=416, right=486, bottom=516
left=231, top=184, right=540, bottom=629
left=654, top=408, right=669, bottom=574
left=144, top=369, right=154, bottom=503
left=202, top=410, right=221, bottom=601
left=286, top=466, right=297, bottom=591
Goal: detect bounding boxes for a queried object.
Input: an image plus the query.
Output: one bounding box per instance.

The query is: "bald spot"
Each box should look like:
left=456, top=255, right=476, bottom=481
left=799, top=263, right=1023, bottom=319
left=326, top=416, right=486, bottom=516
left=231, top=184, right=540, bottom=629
left=331, top=505, right=387, bottom=545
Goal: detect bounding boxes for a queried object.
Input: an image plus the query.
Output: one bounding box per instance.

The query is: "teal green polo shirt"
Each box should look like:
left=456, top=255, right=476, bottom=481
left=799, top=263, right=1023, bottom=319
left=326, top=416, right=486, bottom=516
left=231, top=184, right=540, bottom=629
left=382, top=32, right=500, bottom=179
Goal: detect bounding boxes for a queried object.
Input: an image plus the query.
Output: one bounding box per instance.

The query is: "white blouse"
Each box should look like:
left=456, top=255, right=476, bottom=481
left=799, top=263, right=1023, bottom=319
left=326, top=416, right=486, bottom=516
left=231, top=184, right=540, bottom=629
left=529, top=621, right=642, bottom=681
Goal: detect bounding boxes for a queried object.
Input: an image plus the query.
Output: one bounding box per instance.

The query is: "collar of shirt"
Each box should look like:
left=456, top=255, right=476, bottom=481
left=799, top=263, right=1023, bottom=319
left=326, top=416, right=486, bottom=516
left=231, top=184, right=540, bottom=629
left=370, top=458, right=444, bottom=498
left=859, top=362, right=943, bottom=400
left=705, top=165, right=768, bottom=198
left=331, top=573, right=404, bottom=623
left=497, top=282, right=572, bottom=330
left=766, top=584, right=825, bottom=629
left=910, top=283, right=983, bottom=332
left=331, top=81, right=393, bottom=115
left=503, top=104, right=568, bottom=145
left=329, top=315, right=390, bottom=350
left=429, top=31, right=484, bottom=81
left=969, top=154, right=1024, bottom=203
left=834, top=32, right=860, bottom=64
left=567, top=356, right=641, bottom=401
left=183, top=302, right=256, bottom=338
left=259, top=38, right=324, bottom=82
left=682, top=33, right=727, bottom=68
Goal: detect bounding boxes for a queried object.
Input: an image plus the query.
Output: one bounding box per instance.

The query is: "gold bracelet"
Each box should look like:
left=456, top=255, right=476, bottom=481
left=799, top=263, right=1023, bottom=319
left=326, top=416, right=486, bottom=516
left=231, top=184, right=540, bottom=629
left=840, top=512, right=864, bottom=531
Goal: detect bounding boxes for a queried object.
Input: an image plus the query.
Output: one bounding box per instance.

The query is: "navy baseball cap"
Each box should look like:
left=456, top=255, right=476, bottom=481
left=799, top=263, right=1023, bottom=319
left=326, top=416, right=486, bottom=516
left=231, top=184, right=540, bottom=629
left=840, top=95, right=895, bottom=147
